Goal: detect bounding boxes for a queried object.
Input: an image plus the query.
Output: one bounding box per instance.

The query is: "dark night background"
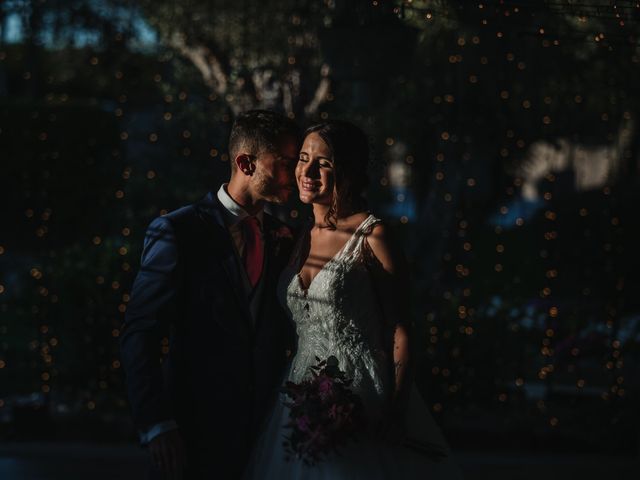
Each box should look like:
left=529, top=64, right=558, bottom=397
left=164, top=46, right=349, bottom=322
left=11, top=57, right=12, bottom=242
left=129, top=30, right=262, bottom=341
left=1, top=1, right=639, bottom=479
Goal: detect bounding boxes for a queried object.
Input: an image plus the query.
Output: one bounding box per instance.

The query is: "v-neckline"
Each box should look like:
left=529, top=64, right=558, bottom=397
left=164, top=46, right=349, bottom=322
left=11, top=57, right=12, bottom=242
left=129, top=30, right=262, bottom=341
left=296, top=214, right=372, bottom=293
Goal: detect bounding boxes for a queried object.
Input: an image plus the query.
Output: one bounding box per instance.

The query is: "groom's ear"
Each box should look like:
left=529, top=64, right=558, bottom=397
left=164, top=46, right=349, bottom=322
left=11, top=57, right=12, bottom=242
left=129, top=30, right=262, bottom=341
left=235, top=153, right=256, bottom=176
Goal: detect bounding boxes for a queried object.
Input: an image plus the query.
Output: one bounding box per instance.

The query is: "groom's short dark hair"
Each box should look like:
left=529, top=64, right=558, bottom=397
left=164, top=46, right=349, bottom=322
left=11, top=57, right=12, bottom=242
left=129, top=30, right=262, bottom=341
left=228, top=110, right=301, bottom=170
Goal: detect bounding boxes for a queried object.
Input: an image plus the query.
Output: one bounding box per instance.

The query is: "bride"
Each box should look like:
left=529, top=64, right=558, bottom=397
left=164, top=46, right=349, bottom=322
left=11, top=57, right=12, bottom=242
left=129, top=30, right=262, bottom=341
left=244, top=120, right=463, bottom=479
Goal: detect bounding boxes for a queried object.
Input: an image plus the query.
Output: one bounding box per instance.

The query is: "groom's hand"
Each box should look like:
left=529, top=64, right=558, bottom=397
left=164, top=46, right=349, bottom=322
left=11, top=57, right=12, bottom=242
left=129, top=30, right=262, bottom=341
left=149, top=429, right=188, bottom=480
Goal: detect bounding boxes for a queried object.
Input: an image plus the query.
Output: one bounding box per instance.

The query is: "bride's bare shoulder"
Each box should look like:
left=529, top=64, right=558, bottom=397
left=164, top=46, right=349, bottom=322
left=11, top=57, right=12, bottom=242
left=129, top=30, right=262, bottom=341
left=364, top=221, right=406, bottom=275
left=346, top=211, right=370, bottom=229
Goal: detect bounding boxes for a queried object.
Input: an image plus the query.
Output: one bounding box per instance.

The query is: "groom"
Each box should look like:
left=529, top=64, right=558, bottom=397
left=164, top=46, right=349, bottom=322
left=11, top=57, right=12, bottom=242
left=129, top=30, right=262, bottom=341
left=120, top=110, right=301, bottom=479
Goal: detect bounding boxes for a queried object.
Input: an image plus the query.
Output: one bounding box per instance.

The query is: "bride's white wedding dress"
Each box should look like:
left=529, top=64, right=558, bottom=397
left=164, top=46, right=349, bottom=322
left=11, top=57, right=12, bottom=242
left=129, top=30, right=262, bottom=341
left=244, top=214, right=463, bottom=479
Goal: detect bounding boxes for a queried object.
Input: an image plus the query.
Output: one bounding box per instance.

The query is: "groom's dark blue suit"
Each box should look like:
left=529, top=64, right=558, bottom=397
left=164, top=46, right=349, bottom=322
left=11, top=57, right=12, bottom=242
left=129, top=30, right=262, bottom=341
left=120, top=191, right=296, bottom=479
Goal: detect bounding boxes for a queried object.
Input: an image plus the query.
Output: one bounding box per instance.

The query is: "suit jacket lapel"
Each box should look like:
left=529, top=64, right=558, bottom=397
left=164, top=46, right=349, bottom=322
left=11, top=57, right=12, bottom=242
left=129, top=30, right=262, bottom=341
left=195, top=192, right=252, bottom=334
left=254, top=217, right=271, bottom=334
left=254, top=214, right=284, bottom=333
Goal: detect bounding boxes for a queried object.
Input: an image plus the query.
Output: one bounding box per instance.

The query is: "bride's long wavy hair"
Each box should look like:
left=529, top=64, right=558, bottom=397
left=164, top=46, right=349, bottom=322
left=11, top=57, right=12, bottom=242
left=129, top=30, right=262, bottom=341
left=304, top=120, right=370, bottom=229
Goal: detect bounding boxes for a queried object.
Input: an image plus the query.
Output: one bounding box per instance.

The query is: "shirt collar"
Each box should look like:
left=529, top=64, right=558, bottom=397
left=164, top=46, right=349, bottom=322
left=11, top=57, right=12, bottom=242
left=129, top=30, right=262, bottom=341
left=216, top=184, right=264, bottom=227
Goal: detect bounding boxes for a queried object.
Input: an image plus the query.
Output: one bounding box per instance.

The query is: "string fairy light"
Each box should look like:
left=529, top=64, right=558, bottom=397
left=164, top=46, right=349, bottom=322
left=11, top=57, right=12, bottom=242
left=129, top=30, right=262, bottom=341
left=0, top=0, right=633, bottom=448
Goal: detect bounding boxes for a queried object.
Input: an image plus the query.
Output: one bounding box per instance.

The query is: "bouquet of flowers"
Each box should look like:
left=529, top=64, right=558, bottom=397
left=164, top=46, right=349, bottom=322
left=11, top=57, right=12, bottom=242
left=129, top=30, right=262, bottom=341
left=281, top=356, right=365, bottom=465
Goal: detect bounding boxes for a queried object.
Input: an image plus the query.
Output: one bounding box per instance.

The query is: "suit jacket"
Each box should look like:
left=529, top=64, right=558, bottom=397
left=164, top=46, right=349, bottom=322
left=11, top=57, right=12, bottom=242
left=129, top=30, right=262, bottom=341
left=119, top=191, right=297, bottom=478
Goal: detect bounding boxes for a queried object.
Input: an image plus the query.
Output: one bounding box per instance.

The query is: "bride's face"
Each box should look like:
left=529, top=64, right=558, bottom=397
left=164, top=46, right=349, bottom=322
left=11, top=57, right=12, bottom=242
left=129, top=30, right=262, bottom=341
left=296, top=132, right=335, bottom=205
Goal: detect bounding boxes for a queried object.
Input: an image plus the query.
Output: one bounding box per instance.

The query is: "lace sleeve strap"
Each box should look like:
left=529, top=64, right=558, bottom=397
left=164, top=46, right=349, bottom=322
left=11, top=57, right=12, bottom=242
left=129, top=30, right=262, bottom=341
left=353, top=214, right=384, bottom=259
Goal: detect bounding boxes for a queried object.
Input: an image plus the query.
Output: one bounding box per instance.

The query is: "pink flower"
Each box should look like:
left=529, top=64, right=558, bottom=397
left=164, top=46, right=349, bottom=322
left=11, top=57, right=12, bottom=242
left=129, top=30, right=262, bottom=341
left=281, top=356, right=365, bottom=465
left=296, top=414, right=311, bottom=432
left=273, top=226, right=293, bottom=241
left=317, top=375, right=334, bottom=398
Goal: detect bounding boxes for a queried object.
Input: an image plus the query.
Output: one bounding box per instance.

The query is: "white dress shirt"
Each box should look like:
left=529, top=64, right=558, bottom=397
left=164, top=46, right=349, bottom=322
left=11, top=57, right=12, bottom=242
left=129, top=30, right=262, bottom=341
left=216, top=183, right=265, bottom=259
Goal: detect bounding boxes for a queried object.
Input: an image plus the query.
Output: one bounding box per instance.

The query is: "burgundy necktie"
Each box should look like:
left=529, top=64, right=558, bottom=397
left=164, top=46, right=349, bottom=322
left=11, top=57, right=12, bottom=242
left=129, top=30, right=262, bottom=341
left=242, top=216, right=264, bottom=288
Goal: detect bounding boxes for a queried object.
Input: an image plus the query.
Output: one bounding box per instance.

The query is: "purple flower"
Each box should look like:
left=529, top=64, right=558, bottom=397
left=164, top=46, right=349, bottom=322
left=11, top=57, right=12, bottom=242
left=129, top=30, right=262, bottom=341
left=281, top=356, right=365, bottom=465
left=273, top=226, right=293, bottom=240
left=317, top=375, right=334, bottom=397
left=296, top=414, right=311, bottom=432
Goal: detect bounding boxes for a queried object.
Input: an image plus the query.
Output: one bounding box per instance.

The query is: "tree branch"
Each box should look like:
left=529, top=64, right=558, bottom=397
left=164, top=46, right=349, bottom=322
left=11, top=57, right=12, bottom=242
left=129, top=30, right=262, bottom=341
left=282, top=82, right=294, bottom=118
left=168, top=32, right=228, bottom=96
left=304, top=64, right=331, bottom=117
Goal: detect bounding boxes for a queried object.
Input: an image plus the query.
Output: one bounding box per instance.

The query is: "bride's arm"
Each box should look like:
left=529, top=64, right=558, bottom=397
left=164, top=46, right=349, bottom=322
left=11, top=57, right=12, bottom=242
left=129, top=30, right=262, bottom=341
left=391, top=322, right=412, bottom=412
left=365, top=223, right=413, bottom=416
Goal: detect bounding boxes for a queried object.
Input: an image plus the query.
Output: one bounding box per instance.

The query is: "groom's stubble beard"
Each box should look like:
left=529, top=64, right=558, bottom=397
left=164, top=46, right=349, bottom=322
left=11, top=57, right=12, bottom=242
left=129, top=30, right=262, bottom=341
left=252, top=163, right=289, bottom=205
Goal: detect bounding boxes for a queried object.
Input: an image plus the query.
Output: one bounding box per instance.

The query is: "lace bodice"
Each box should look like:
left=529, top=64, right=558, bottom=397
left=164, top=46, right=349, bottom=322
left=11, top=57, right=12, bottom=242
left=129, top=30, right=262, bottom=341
left=277, top=214, right=393, bottom=421
left=245, top=213, right=463, bottom=479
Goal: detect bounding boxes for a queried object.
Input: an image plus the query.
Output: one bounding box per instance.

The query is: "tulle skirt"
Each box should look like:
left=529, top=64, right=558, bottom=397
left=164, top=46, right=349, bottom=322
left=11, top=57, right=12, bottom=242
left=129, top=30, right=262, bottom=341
left=243, top=384, right=464, bottom=480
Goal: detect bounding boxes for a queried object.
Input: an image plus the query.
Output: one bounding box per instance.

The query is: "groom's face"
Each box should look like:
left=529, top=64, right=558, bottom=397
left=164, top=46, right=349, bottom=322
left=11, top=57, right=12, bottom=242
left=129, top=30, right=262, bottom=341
left=251, top=137, right=298, bottom=204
